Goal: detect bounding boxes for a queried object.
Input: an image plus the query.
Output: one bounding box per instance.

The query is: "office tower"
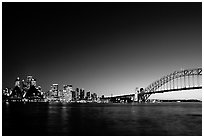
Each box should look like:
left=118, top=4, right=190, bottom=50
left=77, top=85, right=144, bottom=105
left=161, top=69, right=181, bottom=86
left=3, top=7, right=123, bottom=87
left=15, top=77, right=20, bottom=87
left=86, top=91, right=91, bottom=100
left=68, top=85, right=73, bottom=92
left=27, top=75, right=33, bottom=83
left=3, top=88, right=9, bottom=96
left=91, top=93, right=97, bottom=101
left=52, top=84, right=58, bottom=91
left=76, top=88, right=79, bottom=100
left=26, top=75, right=33, bottom=88
left=71, top=90, right=76, bottom=101
left=63, top=84, right=72, bottom=102
left=63, top=85, right=73, bottom=92
left=31, top=79, right=37, bottom=86
left=37, top=86, right=43, bottom=96
left=12, top=77, right=22, bottom=97
left=58, top=89, right=63, bottom=97
left=51, top=84, right=59, bottom=97
left=80, top=88, right=85, bottom=100
left=21, top=79, right=27, bottom=97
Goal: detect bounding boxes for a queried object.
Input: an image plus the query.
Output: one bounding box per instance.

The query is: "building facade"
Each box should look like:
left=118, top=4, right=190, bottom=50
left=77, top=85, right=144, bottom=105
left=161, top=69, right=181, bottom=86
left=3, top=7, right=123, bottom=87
left=51, top=84, right=59, bottom=97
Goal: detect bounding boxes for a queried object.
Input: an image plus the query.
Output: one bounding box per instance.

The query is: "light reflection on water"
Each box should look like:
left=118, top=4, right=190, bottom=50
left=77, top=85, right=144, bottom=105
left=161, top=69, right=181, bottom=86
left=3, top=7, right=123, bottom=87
left=3, top=102, right=202, bottom=136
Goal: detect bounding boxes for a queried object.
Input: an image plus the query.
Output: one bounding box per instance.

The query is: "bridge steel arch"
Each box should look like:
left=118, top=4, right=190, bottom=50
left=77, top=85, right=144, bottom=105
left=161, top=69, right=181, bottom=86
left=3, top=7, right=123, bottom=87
left=138, top=68, right=202, bottom=102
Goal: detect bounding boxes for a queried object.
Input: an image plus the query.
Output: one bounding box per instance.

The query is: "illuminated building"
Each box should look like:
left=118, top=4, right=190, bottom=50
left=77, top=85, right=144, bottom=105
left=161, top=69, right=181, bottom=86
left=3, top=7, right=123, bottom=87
left=52, top=84, right=58, bottom=91
left=63, top=84, right=72, bottom=102
left=26, top=75, right=33, bottom=88
left=47, top=90, right=53, bottom=98
left=58, top=90, right=63, bottom=97
left=63, top=85, right=72, bottom=93
left=15, top=77, right=20, bottom=87
left=11, top=77, right=22, bottom=98
left=37, top=86, right=43, bottom=96
left=22, top=79, right=25, bottom=86
left=91, top=93, right=97, bottom=101
left=86, top=91, right=91, bottom=100
left=21, top=79, right=27, bottom=97
left=76, top=88, right=79, bottom=100
left=27, top=75, right=33, bottom=82
left=3, top=88, right=10, bottom=96
left=51, top=84, right=59, bottom=97
left=80, top=88, right=85, bottom=100
left=71, top=90, right=76, bottom=101
left=31, top=79, right=37, bottom=86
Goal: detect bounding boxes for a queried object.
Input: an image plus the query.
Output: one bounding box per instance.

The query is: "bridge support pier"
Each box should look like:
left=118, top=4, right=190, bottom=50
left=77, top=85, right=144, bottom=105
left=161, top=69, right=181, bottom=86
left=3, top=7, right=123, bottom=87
left=137, top=94, right=142, bottom=103
left=137, top=88, right=146, bottom=103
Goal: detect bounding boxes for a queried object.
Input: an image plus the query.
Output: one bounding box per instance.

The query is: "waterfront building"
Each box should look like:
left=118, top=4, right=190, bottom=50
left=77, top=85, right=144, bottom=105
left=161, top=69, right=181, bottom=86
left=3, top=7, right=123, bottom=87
left=76, top=88, right=80, bottom=100
left=25, top=84, right=42, bottom=98
left=71, top=90, right=76, bottom=101
left=3, top=88, right=10, bottom=97
left=64, top=92, right=72, bottom=102
left=91, top=93, right=97, bottom=102
left=11, top=77, right=23, bottom=98
left=51, top=84, right=59, bottom=97
left=15, top=77, right=20, bottom=87
left=58, top=89, right=64, bottom=97
left=46, top=90, right=53, bottom=98
left=100, top=96, right=110, bottom=103
left=63, top=84, right=73, bottom=91
left=12, top=82, right=22, bottom=98
left=86, top=91, right=91, bottom=100
left=26, top=75, right=33, bottom=89
left=31, top=79, right=37, bottom=86
left=80, top=88, right=85, bottom=100
left=3, top=75, right=45, bottom=101
left=21, top=79, right=28, bottom=97
left=27, top=75, right=33, bottom=82
left=2, top=88, right=10, bottom=101
left=37, top=86, right=44, bottom=96
left=52, top=84, right=59, bottom=91
left=22, top=79, right=27, bottom=88
left=63, top=84, right=72, bottom=102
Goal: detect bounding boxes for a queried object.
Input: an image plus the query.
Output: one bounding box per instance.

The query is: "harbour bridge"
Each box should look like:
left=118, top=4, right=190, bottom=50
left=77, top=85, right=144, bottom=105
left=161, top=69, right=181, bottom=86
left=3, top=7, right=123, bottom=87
left=108, top=68, right=202, bottom=103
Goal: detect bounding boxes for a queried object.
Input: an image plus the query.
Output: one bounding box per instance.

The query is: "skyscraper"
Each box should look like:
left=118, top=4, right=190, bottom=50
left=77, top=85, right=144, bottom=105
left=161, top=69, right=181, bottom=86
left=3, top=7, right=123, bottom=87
left=27, top=75, right=33, bottom=83
left=31, top=79, right=36, bottom=86
left=76, top=88, right=79, bottom=100
left=63, top=84, right=72, bottom=102
left=12, top=77, right=22, bottom=98
left=14, top=77, right=20, bottom=87
left=71, top=90, right=76, bottom=101
left=80, top=88, right=85, bottom=100
left=86, top=91, right=91, bottom=100
left=26, top=75, right=33, bottom=89
left=91, top=93, right=97, bottom=102
left=51, top=84, right=59, bottom=97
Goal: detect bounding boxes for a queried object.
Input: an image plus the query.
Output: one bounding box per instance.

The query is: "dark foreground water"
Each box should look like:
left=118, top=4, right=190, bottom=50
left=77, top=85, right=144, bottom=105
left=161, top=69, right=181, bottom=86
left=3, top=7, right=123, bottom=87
left=2, top=102, right=202, bottom=136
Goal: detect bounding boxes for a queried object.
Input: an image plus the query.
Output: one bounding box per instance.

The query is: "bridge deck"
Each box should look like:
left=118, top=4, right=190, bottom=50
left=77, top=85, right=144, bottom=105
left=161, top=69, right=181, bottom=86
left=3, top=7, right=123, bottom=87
left=143, top=86, right=202, bottom=95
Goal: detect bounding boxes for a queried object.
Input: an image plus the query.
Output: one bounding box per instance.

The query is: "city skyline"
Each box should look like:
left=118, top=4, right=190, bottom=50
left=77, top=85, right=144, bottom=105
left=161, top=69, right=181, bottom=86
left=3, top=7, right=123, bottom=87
left=3, top=2, right=202, bottom=99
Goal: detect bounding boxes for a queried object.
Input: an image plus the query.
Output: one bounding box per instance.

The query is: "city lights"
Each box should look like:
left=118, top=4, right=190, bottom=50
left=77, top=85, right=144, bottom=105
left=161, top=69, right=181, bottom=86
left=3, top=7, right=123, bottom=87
left=2, top=75, right=104, bottom=103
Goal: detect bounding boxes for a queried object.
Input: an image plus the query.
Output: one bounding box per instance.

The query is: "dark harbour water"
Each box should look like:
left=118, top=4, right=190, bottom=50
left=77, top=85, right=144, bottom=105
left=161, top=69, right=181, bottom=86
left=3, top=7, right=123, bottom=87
left=2, top=102, right=202, bottom=136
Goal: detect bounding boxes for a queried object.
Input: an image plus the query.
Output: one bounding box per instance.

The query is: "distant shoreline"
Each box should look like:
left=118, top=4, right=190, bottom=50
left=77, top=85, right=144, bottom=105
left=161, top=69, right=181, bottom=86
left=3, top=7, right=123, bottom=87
left=2, top=100, right=201, bottom=104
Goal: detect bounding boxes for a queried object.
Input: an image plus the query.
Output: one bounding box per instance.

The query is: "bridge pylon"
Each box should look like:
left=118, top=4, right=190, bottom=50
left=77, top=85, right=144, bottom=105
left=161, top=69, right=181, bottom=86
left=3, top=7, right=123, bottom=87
left=137, top=88, right=146, bottom=103
left=134, top=87, right=146, bottom=103
left=134, top=87, right=139, bottom=102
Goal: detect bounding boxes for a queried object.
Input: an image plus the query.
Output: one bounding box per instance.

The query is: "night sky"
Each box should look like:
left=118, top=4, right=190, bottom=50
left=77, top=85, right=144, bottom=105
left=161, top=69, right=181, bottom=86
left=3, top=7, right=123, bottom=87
left=3, top=2, right=202, bottom=99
